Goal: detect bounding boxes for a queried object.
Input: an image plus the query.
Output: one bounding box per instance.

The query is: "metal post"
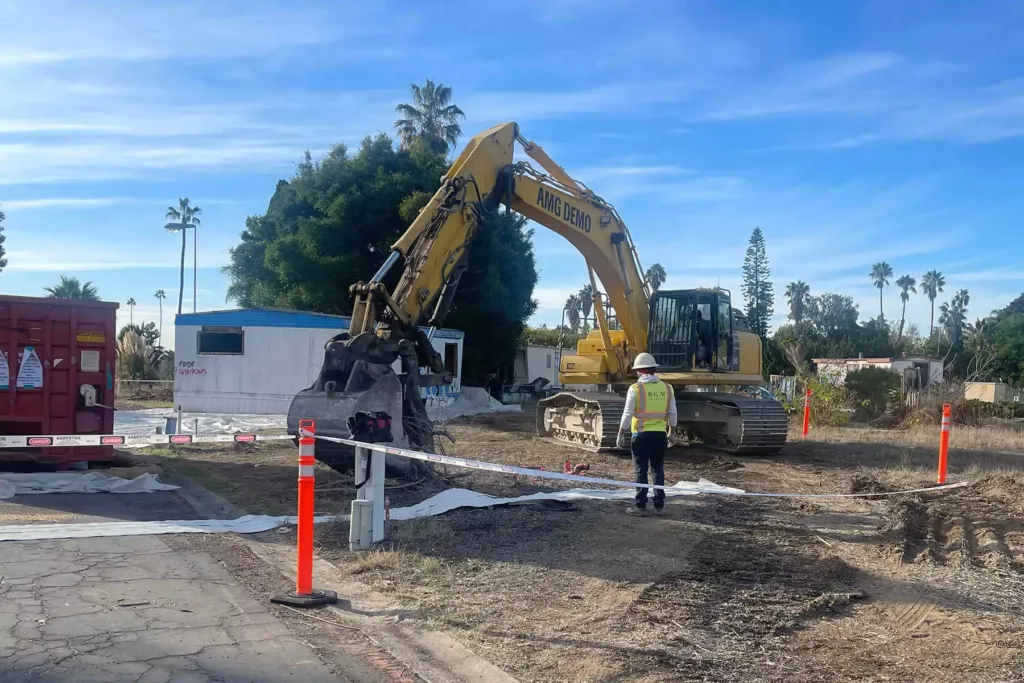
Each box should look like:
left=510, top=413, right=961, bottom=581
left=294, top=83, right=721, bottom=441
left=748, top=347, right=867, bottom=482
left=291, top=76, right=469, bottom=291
left=271, top=419, right=338, bottom=607
left=193, top=224, right=197, bottom=313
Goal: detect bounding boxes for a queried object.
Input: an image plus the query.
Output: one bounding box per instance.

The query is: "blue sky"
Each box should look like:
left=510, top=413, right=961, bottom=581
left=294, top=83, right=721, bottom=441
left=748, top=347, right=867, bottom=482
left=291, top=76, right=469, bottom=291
left=3, top=0, right=1024, bottom=350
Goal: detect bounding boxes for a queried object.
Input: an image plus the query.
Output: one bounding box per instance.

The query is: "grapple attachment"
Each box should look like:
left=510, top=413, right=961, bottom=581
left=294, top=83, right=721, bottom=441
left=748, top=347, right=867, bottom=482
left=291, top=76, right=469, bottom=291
left=287, top=332, right=433, bottom=476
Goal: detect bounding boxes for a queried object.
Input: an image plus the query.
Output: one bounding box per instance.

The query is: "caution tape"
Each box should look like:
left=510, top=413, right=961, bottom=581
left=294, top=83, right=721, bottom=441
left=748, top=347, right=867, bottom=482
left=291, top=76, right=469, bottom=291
left=0, top=432, right=293, bottom=448
left=305, top=431, right=970, bottom=499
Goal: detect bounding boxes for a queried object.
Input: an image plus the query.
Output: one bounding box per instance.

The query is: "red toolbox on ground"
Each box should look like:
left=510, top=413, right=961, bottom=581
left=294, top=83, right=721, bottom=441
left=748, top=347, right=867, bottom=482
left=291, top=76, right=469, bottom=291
left=0, top=295, right=119, bottom=468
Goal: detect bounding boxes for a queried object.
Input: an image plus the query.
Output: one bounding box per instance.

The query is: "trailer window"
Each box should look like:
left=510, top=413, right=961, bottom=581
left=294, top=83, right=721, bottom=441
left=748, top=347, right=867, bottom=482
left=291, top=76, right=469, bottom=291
left=197, top=327, right=244, bottom=355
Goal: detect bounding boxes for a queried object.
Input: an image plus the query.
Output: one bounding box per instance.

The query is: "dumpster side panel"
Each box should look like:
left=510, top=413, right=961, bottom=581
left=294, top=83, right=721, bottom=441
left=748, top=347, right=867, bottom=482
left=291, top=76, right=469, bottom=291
left=0, top=295, right=119, bottom=467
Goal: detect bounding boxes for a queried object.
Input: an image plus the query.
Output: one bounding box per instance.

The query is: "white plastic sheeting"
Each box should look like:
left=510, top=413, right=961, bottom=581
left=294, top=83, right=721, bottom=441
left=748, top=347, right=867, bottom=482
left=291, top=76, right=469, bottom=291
left=0, top=472, right=179, bottom=501
left=114, top=387, right=519, bottom=440
left=0, top=479, right=736, bottom=542
left=388, top=479, right=740, bottom=520
left=0, top=514, right=336, bottom=542
left=114, top=409, right=286, bottom=436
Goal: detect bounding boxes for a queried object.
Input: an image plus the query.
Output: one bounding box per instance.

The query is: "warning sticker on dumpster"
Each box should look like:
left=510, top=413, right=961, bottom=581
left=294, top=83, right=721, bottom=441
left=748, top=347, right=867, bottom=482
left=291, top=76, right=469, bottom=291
left=0, top=351, right=8, bottom=390
left=77, top=331, right=106, bottom=343
left=16, top=346, right=43, bottom=389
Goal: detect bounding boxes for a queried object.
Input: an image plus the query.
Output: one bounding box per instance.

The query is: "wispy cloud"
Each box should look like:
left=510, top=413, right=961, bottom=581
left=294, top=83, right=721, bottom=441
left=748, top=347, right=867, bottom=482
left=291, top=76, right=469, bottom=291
left=0, top=197, right=134, bottom=210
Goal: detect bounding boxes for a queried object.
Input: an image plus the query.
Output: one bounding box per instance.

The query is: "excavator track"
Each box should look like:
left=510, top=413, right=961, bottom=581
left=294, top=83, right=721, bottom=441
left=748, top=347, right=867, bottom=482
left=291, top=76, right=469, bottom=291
left=536, top=391, right=788, bottom=455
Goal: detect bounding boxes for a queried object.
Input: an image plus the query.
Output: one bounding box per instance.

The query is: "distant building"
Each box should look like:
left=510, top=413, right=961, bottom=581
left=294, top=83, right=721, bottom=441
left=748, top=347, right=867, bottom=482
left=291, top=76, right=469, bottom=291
left=812, top=355, right=944, bottom=390
left=965, top=381, right=1023, bottom=404
left=174, top=308, right=463, bottom=414
left=513, top=344, right=560, bottom=387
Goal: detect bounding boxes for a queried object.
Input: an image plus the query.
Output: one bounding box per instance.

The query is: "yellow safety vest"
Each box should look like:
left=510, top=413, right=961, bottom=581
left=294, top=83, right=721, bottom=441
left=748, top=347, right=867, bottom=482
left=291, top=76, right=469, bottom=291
left=630, top=379, right=670, bottom=433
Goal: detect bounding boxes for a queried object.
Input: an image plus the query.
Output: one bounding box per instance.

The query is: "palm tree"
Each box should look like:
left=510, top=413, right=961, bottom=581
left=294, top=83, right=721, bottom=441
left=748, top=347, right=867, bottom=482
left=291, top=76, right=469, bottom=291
left=920, top=270, right=946, bottom=336
left=154, top=289, right=166, bottom=339
left=165, top=198, right=202, bottom=316
left=564, top=294, right=581, bottom=330
left=43, top=276, right=100, bottom=301
left=126, top=298, right=137, bottom=325
left=869, top=262, right=893, bottom=318
left=578, top=284, right=595, bottom=329
left=784, top=281, right=810, bottom=324
left=645, top=263, right=667, bottom=292
left=394, top=80, right=466, bottom=155
left=895, top=275, right=917, bottom=340
left=939, top=289, right=970, bottom=348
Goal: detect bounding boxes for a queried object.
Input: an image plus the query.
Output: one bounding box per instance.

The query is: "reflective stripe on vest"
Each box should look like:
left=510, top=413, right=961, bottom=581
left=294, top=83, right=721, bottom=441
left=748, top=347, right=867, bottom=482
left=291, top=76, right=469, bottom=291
left=631, top=379, right=669, bottom=433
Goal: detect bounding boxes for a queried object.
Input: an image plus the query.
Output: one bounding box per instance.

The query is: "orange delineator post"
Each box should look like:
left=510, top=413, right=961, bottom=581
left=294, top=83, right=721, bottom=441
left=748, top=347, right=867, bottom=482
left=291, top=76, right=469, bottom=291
left=937, top=403, right=951, bottom=484
left=270, top=419, right=338, bottom=608
left=802, top=388, right=812, bottom=438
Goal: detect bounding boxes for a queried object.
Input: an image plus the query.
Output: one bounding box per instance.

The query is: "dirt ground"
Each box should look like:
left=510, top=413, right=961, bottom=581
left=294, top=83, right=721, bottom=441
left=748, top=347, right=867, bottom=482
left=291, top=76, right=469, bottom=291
left=154, top=411, right=1024, bottom=683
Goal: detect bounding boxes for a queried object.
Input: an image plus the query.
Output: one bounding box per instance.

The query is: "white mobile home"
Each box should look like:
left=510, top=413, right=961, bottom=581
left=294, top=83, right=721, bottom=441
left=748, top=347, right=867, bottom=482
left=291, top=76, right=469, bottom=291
left=174, top=308, right=464, bottom=414
left=513, top=344, right=561, bottom=387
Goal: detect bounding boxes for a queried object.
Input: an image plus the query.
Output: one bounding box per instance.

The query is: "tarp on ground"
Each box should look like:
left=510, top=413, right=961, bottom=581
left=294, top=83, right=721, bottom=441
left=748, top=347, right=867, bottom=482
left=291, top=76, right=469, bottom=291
left=0, top=472, right=179, bottom=501
left=0, top=478, right=739, bottom=541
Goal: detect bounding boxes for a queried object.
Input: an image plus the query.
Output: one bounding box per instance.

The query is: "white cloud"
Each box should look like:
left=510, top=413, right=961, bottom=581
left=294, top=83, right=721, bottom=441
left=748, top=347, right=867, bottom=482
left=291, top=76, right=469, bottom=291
left=0, top=197, right=133, bottom=210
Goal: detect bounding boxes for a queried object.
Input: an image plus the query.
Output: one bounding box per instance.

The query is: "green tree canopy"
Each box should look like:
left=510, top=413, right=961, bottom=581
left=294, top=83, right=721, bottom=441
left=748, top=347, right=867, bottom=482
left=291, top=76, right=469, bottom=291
left=44, top=276, right=100, bottom=301
left=741, top=226, right=774, bottom=338
left=223, top=134, right=538, bottom=384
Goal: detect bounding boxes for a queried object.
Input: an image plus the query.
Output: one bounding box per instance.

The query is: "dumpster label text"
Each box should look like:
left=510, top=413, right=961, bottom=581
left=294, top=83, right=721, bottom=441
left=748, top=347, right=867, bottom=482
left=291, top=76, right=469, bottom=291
left=0, top=350, right=7, bottom=390
left=77, top=331, right=106, bottom=343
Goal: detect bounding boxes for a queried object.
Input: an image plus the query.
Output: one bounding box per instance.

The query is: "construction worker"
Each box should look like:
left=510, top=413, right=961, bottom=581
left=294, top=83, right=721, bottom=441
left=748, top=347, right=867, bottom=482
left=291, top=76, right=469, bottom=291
left=616, top=353, right=678, bottom=516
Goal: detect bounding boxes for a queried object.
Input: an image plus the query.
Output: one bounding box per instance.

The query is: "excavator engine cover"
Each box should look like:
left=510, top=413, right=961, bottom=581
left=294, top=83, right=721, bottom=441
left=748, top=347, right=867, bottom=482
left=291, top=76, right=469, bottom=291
left=287, top=332, right=430, bottom=477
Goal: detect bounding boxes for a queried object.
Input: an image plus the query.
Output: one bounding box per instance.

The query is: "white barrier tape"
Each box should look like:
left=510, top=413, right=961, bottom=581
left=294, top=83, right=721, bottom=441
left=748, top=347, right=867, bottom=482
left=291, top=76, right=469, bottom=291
left=0, top=432, right=293, bottom=448
left=304, top=431, right=970, bottom=499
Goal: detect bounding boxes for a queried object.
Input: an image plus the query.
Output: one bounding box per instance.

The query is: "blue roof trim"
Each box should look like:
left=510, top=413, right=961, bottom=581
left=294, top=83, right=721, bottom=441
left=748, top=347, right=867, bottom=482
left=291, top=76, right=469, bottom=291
left=174, top=308, right=463, bottom=338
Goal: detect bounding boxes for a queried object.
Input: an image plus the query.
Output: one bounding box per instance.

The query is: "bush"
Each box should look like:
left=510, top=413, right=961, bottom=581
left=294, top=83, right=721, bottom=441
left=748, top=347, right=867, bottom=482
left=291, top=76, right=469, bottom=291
left=844, top=367, right=901, bottom=419
left=807, top=377, right=851, bottom=427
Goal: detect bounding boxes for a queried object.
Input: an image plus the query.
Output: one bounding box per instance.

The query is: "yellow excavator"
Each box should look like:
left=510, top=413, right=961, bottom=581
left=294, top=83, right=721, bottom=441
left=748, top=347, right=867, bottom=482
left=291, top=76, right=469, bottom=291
left=287, top=122, right=787, bottom=464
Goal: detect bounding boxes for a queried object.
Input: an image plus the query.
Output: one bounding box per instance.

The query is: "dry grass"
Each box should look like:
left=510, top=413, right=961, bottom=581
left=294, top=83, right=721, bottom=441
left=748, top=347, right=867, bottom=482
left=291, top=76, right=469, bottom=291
left=166, top=411, right=1024, bottom=682
left=807, top=423, right=1024, bottom=453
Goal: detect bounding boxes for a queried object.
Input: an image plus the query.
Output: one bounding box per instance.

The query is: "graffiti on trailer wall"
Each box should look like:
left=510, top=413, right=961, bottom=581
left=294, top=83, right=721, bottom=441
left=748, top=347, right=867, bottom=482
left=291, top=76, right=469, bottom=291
left=177, top=360, right=207, bottom=376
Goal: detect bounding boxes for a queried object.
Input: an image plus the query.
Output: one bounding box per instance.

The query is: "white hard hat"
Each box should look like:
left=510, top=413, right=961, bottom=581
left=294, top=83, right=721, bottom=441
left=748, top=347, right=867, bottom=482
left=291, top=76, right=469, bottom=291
left=632, top=352, right=658, bottom=370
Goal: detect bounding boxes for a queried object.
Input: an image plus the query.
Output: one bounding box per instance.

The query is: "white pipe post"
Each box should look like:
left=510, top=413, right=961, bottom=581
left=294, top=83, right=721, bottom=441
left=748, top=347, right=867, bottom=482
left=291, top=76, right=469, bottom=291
left=349, top=447, right=373, bottom=550
left=369, top=446, right=386, bottom=543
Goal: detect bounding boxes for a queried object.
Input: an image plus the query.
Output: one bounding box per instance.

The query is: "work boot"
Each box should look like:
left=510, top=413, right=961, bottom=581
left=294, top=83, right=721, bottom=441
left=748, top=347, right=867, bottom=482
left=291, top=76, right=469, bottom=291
left=651, top=506, right=665, bottom=516
left=625, top=506, right=647, bottom=517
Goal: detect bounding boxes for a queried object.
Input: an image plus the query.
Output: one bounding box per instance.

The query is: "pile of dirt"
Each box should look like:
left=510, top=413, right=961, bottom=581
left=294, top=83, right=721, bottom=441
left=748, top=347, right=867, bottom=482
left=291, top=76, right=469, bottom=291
left=882, top=486, right=1024, bottom=573
left=847, top=473, right=893, bottom=494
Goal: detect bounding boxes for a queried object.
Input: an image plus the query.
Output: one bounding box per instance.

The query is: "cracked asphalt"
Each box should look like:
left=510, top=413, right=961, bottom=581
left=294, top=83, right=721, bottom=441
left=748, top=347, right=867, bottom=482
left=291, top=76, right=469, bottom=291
left=0, top=492, right=381, bottom=683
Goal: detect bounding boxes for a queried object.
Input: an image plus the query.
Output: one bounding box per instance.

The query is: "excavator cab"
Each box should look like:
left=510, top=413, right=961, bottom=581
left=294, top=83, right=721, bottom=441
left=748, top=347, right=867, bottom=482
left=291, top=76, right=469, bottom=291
left=647, top=288, right=739, bottom=373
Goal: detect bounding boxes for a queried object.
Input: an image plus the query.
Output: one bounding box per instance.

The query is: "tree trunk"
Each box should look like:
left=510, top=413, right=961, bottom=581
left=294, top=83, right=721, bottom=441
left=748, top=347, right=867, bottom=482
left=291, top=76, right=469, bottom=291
left=129, top=305, right=133, bottom=325
left=929, top=300, right=935, bottom=336
left=177, top=230, right=187, bottom=316
left=899, top=300, right=906, bottom=340
left=879, top=287, right=883, bottom=318
left=158, top=300, right=163, bottom=340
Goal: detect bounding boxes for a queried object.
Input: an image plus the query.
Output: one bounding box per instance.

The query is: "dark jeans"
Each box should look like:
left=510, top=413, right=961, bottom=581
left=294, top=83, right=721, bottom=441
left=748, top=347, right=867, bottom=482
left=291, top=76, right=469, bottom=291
left=631, top=431, right=667, bottom=509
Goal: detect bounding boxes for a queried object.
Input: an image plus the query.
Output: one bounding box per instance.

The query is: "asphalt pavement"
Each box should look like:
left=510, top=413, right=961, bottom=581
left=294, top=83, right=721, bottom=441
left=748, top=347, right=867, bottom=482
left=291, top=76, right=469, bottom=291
left=0, top=490, right=379, bottom=683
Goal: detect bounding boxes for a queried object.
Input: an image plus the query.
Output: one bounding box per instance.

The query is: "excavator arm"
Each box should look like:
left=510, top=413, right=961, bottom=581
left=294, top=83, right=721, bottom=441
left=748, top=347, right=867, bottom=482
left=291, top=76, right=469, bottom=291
left=349, top=121, right=650, bottom=383
left=288, top=121, right=789, bottom=460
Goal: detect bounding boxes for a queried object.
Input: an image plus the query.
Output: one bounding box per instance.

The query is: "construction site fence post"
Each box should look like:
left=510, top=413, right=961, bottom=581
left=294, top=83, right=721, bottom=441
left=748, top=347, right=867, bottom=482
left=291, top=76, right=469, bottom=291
left=938, top=403, right=951, bottom=485
left=270, top=420, right=338, bottom=608
left=802, top=388, right=812, bottom=438
left=349, top=445, right=386, bottom=551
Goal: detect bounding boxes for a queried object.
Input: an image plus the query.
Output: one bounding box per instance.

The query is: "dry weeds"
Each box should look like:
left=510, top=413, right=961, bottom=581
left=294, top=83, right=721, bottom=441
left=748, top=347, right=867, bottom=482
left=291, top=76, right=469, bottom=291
left=166, top=411, right=1024, bottom=682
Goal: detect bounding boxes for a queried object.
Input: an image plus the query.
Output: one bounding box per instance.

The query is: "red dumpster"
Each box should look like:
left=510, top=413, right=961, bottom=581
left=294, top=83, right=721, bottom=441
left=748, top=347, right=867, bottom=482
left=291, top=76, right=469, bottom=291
left=0, top=295, right=119, bottom=468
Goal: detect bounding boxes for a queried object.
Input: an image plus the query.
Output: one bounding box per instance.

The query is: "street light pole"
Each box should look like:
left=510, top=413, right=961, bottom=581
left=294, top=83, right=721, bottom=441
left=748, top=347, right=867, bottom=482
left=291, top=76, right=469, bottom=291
left=193, top=225, right=197, bottom=313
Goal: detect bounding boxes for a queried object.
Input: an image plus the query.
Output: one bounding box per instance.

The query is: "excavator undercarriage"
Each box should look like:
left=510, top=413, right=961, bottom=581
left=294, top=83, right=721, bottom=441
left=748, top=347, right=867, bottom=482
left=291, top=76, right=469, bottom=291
left=536, top=390, right=788, bottom=455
